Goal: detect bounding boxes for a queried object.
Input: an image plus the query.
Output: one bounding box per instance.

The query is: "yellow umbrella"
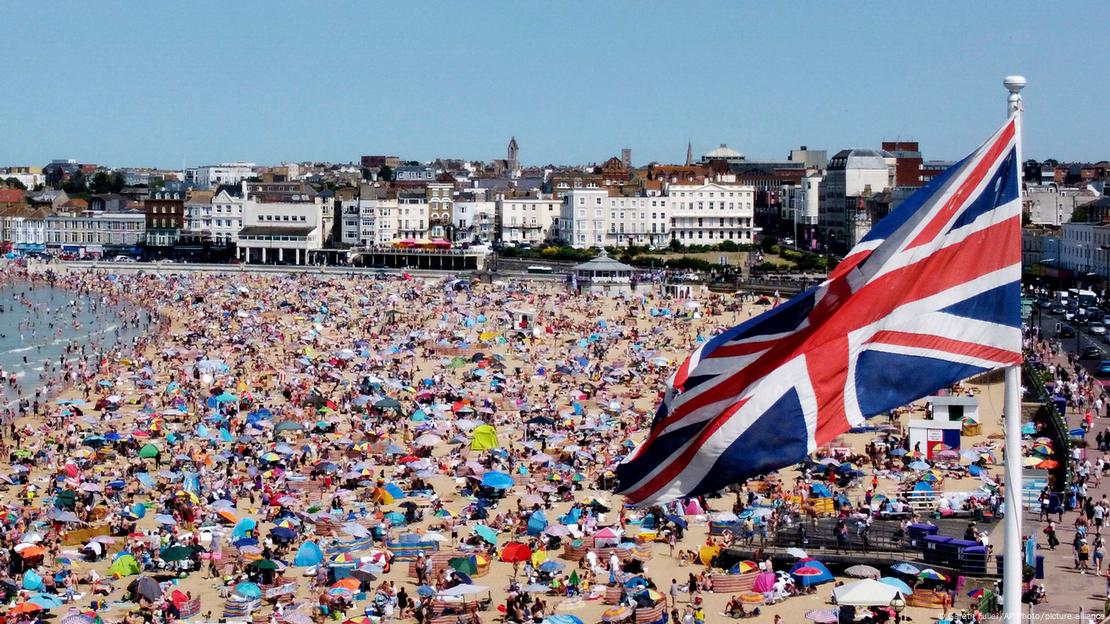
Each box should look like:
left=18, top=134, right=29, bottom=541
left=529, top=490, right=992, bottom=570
left=698, top=545, right=720, bottom=566
left=531, top=550, right=547, bottom=567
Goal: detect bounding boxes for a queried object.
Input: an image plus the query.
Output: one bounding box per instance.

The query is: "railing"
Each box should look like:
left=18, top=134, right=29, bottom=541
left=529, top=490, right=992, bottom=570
left=350, top=246, right=486, bottom=256
left=1022, top=362, right=1073, bottom=488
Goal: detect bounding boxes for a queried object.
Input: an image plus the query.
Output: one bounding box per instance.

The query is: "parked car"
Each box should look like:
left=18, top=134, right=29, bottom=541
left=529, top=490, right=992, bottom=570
left=111, top=255, right=136, bottom=263
left=1091, top=321, right=1107, bottom=336
left=1098, top=360, right=1110, bottom=377
left=1081, top=346, right=1103, bottom=360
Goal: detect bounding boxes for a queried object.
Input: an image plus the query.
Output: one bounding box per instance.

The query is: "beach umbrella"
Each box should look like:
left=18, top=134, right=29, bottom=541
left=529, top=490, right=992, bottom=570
left=500, top=542, right=532, bottom=563
left=234, top=582, right=262, bottom=599
left=879, top=577, right=913, bottom=594
left=600, top=608, right=631, bottom=623
left=8, top=603, right=41, bottom=616
left=752, top=572, right=777, bottom=593
left=138, top=444, right=160, bottom=459
left=28, top=593, right=63, bottom=609
left=159, top=545, right=193, bottom=562
left=274, top=421, right=303, bottom=432
left=907, top=460, right=930, bottom=471
left=473, top=524, right=497, bottom=544
left=271, top=527, right=296, bottom=541
left=249, top=559, right=278, bottom=571
left=415, top=585, right=436, bottom=598
left=833, top=579, right=901, bottom=606
left=128, top=576, right=163, bottom=601
left=153, top=514, right=176, bottom=526
left=968, top=588, right=986, bottom=599
left=890, top=562, right=920, bottom=575
left=448, top=557, right=477, bottom=575
left=480, top=471, right=513, bottom=490
left=438, top=584, right=489, bottom=597
left=341, top=523, right=370, bottom=538
left=785, top=547, right=808, bottom=559
left=538, top=560, right=564, bottom=573
left=374, top=397, right=401, bottom=410
left=805, top=610, right=839, bottom=623
left=14, top=544, right=42, bottom=558
left=349, top=568, right=378, bottom=584
left=918, top=568, right=946, bottom=581
left=845, top=564, right=881, bottom=579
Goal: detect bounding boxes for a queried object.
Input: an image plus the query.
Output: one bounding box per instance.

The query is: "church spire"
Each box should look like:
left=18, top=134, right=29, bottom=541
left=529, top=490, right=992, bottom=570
left=685, top=141, right=693, bottom=166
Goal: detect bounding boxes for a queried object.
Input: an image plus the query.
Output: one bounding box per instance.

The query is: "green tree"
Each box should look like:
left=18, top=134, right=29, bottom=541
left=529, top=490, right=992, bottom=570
left=3, top=177, right=26, bottom=190
left=668, top=238, right=683, bottom=252
left=378, top=165, right=395, bottom=182
left=62, top=173, right=87, bottom=194
left=110, top=172, right=125, bottom=193
left=760, top=235, right=778, bottom=254
left=90, top=171, right=113, bottom=194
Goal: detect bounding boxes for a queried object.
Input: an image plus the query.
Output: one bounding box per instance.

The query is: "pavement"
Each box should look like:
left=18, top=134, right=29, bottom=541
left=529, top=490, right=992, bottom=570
left=1023, top=307, right=1110, bottom=620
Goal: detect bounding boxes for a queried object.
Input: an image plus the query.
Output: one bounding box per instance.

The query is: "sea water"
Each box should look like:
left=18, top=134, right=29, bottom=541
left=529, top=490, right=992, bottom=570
left=0, top=281, right=146, bottom=407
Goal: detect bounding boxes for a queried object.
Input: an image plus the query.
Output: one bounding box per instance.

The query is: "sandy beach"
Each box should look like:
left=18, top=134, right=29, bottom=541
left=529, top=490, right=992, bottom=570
left=0, top=262, right=1021, bottom=624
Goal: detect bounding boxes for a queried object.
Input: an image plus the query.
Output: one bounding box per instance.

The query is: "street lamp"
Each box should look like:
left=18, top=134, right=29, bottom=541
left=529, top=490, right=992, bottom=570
left=890, top=594, right=906, bottom=624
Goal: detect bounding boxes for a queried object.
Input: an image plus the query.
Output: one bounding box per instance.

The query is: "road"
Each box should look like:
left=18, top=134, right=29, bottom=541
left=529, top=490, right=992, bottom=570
left=1032, top=305, right=1110, bottom=379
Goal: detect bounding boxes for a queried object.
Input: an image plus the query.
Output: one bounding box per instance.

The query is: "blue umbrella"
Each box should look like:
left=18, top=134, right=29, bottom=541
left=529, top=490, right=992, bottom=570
left=473, top=524, right=497, bottom=544
left=878, top=577, right=913, bottom=594
left=415, top=585, right=436, bottom=598
left=665, top=514, right=688, bottom=529
left=907, top=460, right=931, bottom=471
left=538, top=560, right=564, bottom=573
left=234, top=582, right=262, bottom=599
left=271, top=527, right=296, bottom=541
left=28, top=593, right=63, bottom=609
left=480, top=471, right=513, bottom=490
left=544, top=616, right=583, bottom=624
left=890, top=562, right=920, bottom=575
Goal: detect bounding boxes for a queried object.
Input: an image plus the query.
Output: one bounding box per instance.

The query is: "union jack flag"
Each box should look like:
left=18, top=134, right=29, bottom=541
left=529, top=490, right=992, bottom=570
left=617, top=117, right=1023, bottom=506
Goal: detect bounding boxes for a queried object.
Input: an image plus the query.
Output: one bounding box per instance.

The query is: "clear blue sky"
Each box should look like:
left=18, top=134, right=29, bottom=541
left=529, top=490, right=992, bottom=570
left=3, top=2, right=1107, bottom=169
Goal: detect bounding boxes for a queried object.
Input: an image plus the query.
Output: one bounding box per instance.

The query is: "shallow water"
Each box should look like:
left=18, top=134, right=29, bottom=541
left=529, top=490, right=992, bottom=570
left=0, top=280, right=146, bottom=405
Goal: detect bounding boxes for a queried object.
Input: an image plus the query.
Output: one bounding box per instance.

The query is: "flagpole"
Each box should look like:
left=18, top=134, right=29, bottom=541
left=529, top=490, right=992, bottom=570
left=1002, top=74, right=1026, bottom=624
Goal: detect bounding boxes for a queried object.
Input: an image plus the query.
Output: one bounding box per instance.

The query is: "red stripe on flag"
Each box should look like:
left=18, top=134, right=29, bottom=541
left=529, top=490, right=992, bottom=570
left=828, top=250, right=871, bottom=281
left=905, top=121, right=1014, bottom=250
left=867, top=330, right=1021, bottom=365
left=623, top=397, right=749, bottom=504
